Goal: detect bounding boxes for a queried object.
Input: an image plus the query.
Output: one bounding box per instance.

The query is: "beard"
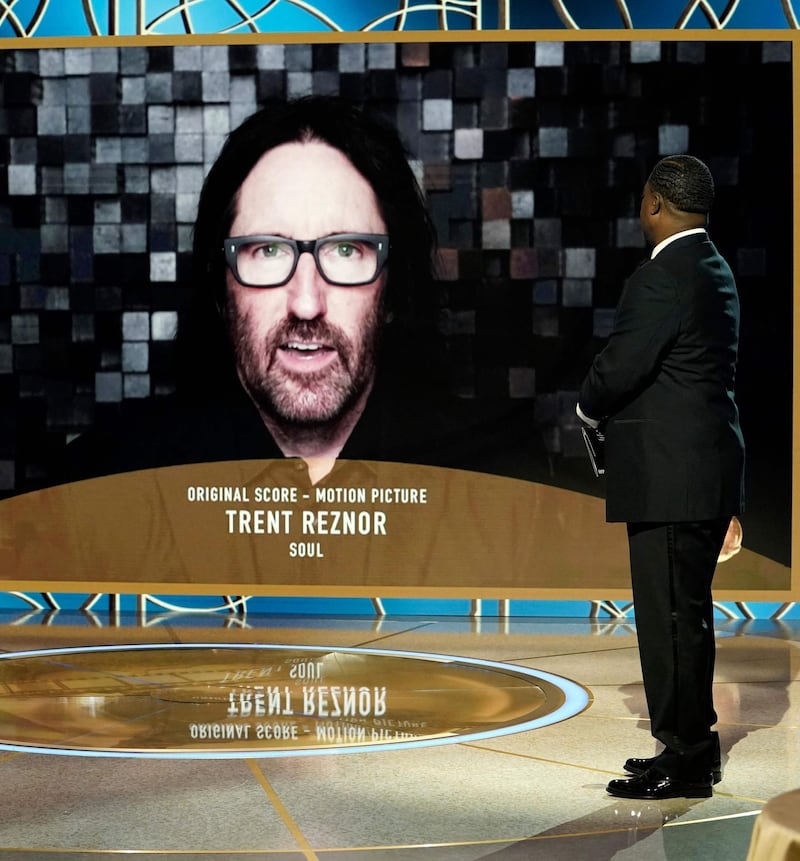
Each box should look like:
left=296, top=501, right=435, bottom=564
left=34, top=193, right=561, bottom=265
left=227, top=303, right=383, bottom=427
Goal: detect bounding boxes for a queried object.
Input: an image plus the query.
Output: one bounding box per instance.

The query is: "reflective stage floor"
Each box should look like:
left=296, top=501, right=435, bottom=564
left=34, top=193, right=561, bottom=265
left=0, top=611, right=797, bottom=860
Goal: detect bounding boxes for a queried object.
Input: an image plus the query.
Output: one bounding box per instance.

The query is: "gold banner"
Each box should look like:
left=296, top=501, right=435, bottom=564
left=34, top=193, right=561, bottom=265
left=0, top=461, right=788, bottom=596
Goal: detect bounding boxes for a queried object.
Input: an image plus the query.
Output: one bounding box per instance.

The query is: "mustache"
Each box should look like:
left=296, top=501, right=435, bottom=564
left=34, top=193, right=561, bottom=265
left=265, top=318, right=353, bottom=370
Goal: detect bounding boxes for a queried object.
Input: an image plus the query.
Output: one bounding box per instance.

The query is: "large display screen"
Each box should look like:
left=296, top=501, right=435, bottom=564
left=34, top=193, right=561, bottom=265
left=0, top=33, right=794, bottom=600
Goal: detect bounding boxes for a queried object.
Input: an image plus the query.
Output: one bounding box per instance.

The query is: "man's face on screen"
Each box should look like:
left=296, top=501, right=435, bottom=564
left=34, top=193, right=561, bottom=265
left=223, top=140, right=387, bottom=426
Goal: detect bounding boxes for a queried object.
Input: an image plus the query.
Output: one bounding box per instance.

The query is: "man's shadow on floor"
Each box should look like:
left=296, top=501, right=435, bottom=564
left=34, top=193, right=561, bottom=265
left=478, top=628, right=791, bottom=861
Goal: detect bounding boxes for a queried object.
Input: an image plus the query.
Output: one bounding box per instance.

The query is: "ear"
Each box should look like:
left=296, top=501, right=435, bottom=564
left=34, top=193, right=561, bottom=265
left=648, top=190, right=663, bottom=216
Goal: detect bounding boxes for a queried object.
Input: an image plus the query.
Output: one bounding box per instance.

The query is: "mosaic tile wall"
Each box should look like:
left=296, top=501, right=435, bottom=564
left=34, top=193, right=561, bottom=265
left=0, top=40, right=792, bottom=496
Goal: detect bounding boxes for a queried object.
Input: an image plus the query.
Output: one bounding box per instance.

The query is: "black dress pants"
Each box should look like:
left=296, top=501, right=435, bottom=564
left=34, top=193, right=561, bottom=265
left=626, top=518, right=730, bottom=780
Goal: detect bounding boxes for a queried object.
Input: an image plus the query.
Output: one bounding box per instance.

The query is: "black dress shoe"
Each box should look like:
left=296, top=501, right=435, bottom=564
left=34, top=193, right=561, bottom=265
left=624, top=754, right=722, bottom=784
left=607, top=770, right=713, bottom=800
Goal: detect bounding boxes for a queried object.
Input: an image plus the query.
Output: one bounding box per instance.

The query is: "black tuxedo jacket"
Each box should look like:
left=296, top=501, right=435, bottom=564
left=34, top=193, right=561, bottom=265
left=579, top=232, right=745, bottom=523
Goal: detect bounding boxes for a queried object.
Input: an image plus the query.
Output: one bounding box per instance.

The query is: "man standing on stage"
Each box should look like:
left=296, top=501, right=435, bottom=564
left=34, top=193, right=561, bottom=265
left=577, top=155, right=745, bottom=799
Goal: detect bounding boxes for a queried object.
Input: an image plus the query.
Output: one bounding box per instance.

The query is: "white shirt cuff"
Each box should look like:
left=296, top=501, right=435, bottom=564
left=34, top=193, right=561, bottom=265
left=576, top=403, right=600, bottom=428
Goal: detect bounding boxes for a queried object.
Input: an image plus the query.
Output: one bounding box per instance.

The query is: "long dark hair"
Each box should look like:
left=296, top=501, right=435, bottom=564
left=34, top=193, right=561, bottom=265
left=177, top=96, right=437, bottom=398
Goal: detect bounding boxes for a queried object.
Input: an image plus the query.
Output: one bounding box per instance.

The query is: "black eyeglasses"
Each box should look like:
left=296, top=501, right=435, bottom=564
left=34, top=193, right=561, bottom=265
left=223, top=233, right=389, bottom=288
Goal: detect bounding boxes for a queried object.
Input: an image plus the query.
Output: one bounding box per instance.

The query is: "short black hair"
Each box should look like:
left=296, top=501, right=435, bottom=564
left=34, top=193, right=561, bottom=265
left=647, top=154, right=715, bottom=215
left=178, top=96, right=437, bottom=396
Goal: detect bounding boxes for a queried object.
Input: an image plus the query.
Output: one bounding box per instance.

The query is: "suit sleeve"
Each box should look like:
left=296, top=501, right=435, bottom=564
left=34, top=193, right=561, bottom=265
left=579, top=263, right=681, bottom=421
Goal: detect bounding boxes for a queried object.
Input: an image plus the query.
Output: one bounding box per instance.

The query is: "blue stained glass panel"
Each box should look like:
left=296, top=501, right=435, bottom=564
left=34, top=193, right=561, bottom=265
left=0, top=0, right=794, bottom=36
left=504, top=0, right=795, bottom=28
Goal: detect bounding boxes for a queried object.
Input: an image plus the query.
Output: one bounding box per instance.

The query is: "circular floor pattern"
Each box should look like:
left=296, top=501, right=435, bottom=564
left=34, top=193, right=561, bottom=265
left=0, top=643, right=590, bottom=757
